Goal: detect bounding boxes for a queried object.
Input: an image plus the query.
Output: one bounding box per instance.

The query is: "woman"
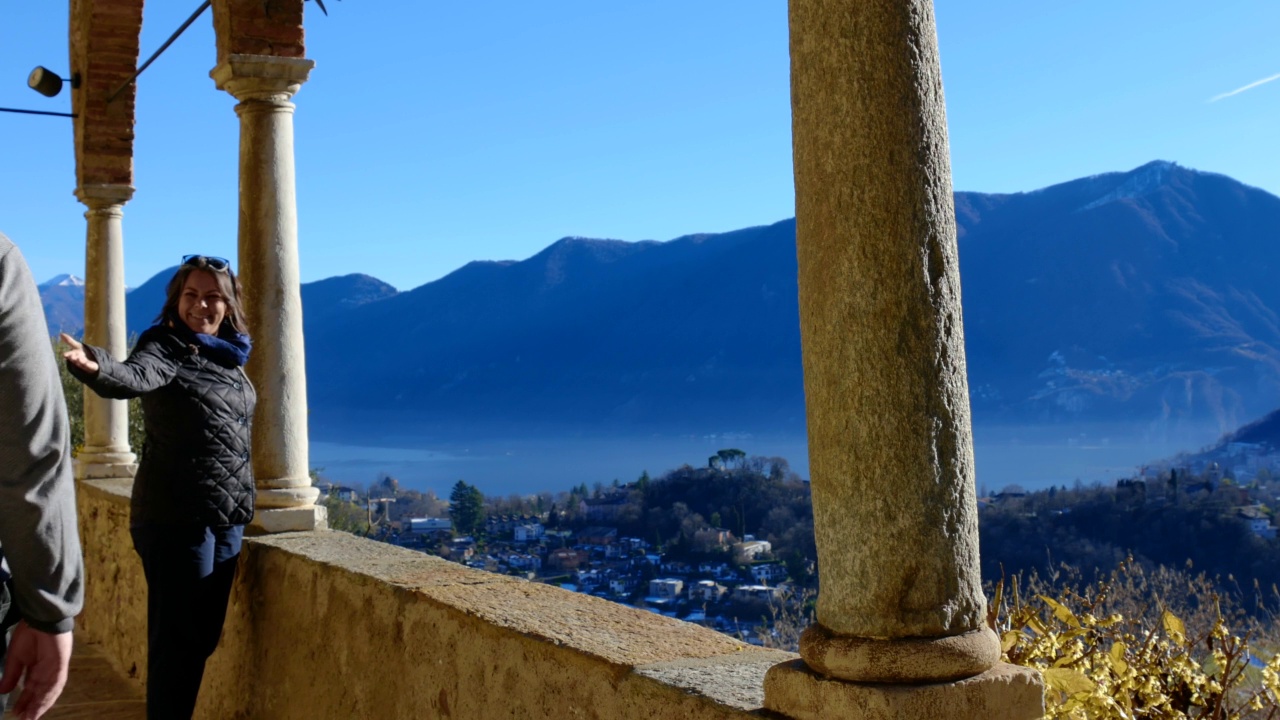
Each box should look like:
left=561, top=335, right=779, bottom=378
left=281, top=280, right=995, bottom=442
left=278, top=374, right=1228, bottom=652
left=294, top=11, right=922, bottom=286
left=63, top=254, right=254, bottom=720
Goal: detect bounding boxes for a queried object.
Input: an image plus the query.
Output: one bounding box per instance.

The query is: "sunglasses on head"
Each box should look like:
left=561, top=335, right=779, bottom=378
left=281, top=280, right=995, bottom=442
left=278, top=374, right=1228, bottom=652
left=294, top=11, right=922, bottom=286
left=182, top=255, right=231, bottom=271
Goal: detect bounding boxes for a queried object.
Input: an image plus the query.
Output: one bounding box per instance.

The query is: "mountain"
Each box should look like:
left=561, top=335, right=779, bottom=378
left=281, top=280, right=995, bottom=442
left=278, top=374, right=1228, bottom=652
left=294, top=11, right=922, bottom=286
left=41, top=267, right=398, bottom=339
left=300, top=274, right=399, bottom=330
left=956, top=160, right=1280, bottom=434
left=304, top=160, right=1280, bottom=436
left=122, top=269, right=397, bottom=337
left=1219, top=409, right=1280, bottom=448
left=123, top=265, right=179, bottom=334
left=38, top=274, right=85, bottom=336
left=42, top=161, right=1280, bottom=439
left=41, top=274, right=84, bottom=288
left=305, top=223, right=803, bottom=435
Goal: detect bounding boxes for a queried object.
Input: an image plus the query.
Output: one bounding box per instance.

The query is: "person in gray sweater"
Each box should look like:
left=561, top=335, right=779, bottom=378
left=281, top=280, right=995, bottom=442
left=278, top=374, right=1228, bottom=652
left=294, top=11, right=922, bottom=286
left=0, top=234, right=83, bottom=720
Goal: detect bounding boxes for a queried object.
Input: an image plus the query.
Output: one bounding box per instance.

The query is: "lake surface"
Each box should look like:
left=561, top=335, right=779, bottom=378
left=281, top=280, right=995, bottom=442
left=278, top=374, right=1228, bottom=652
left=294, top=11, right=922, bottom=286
left=308, top=421, right=1224, bottom=498
left=309, top=433, right=807, bottom=497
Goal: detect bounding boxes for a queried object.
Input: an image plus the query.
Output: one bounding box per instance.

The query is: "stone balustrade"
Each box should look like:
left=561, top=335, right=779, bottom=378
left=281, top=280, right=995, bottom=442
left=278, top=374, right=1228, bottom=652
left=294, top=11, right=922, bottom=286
left=75, top=479, right=803, bottom=719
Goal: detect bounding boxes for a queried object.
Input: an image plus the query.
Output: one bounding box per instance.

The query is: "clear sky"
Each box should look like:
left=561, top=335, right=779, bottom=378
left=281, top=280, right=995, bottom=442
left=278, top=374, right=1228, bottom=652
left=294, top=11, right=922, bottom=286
left=3, top=1, right=1279, bottom=291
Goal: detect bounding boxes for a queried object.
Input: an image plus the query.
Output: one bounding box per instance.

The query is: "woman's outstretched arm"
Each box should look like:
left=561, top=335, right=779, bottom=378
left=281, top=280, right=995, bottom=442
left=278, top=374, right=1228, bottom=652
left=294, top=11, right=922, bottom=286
left=62, top=331, right=179, bottom=400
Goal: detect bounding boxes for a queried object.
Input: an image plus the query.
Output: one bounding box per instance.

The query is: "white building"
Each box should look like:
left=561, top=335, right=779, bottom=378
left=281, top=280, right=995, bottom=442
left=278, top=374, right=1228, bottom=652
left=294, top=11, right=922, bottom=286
left=505, top=553, right=542, bottom=571
left=733, top=540, right=772, bottom=563
left=514, top=523, right=545, bottom=543
left=1239, top=505, right=1278, bottom=540
left=648, top=578, right=684, bottom=602
left=751, top=563, right=787, bottom=584
left=407, top=517, right=452, bottom=534
left=733, top=585, right=782, bottom=603
left=687, top=580, right=726, bottom=603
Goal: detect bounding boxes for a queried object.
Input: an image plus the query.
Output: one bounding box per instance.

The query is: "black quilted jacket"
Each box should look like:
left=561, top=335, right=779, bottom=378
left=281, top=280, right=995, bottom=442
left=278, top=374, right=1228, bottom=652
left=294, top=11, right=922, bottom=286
left=72, top=324, right=257, bottom=527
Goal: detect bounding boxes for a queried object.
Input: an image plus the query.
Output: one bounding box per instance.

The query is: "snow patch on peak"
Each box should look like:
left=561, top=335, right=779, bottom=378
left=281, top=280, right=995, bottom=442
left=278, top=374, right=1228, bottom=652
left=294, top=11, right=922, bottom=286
left=39, top=274, right=84, bottom=289
left=1080, top=161, right=1180, bottom=211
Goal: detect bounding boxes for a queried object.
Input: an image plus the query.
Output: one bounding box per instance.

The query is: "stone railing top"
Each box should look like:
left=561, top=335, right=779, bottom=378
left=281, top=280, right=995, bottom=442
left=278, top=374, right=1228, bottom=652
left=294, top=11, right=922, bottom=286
left=254, top=530, right=774, bottom=669
left=78, top=480, right=797, bottom=716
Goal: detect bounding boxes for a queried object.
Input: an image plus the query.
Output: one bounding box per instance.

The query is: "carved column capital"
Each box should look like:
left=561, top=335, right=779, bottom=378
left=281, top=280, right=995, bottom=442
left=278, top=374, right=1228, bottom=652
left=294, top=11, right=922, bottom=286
left=211, top=54, right=314, bottom=105
left=75, top=184, right=135, bottom=214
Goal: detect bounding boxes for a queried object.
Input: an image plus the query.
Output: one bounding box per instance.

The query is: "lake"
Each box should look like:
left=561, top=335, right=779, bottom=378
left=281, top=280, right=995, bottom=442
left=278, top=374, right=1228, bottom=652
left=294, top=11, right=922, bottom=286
left=307, top=421, right=1224, bottom=498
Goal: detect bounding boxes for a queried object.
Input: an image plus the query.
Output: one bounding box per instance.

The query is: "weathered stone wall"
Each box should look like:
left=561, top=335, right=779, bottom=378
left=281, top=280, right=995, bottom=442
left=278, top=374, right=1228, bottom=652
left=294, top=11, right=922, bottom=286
left=75, top=479, right=148, bottom=681
left=75, top=483, right=793, bottom=719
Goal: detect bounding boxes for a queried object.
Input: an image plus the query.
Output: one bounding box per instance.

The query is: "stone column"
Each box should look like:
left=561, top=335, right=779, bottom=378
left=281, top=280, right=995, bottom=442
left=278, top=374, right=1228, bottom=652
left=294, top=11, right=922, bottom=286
left=74, top=184, right=138, bottom=481
left=763, top=1, right=1042, bottom=718
left=212, top=54, right=325, bottom=532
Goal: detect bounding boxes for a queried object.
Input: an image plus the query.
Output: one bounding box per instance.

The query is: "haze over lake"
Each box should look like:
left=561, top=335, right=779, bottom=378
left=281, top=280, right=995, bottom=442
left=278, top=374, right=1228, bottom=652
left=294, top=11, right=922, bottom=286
left=308, top=421, right=1223, bottom=498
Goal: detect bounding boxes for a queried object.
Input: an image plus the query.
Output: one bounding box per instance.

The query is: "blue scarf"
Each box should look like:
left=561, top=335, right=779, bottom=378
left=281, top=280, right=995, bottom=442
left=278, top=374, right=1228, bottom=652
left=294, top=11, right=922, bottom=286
left=166, top=320, right=252, bottom=367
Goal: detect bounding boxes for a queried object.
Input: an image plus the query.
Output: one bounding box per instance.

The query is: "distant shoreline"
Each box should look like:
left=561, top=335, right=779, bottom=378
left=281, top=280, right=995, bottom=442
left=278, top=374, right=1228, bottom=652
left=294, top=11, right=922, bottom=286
left=305, top=420, right=1223, bottom=499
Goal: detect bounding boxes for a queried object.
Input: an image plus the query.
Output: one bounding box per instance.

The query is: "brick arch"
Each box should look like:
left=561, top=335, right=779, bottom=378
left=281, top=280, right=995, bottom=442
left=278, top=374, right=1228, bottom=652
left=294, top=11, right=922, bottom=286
left=212, top=0, right=305, bottom=63
left=70, top=0, right=145, bottom=189
left=70, top=0, right=307, bottom=190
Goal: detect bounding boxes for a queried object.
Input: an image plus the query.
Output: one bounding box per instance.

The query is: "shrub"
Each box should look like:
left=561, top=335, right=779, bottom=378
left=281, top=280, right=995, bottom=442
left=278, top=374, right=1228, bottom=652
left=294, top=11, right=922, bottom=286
left=993, top=559, right=1280, bottom=718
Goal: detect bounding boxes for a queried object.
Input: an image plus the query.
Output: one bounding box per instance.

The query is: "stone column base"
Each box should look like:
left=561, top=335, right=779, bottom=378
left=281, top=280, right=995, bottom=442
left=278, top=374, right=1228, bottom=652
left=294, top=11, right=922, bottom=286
left=74, top=459, right=138, bottom=481
left=251, top=505, right=328, bottom=533
left=763, top=659, right=1044, bottom=720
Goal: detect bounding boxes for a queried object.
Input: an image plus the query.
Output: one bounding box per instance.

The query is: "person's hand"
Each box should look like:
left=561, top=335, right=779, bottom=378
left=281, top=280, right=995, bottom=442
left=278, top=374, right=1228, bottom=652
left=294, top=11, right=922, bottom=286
left=60, top=333, right=99, bottom=376
left=0, top=621, right=73, bottom=720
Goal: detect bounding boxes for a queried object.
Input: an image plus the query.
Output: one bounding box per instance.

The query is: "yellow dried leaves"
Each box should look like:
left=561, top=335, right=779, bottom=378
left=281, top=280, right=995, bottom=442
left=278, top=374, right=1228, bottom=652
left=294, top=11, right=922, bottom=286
left=992, top=568, right=1280, bottom=719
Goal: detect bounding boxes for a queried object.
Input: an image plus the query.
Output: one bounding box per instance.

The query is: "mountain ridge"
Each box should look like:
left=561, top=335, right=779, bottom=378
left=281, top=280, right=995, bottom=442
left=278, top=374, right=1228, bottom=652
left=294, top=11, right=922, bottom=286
left=39, top=161, right=1280, bottom=438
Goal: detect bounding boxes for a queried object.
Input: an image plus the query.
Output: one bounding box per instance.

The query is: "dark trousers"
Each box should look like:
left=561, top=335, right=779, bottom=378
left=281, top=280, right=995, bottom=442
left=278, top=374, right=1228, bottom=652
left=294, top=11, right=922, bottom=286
left=131, top=524, right=244, bottom=720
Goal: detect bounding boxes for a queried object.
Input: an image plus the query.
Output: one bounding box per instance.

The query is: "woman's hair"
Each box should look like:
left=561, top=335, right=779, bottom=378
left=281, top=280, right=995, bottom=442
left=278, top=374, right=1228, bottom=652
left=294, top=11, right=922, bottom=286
left=155, top=259, right=249, bottom=335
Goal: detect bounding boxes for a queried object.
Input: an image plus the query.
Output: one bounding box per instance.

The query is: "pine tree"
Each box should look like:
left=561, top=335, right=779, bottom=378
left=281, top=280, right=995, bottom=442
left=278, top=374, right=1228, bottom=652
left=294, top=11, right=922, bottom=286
left=449, top=480, right=485, bottom=536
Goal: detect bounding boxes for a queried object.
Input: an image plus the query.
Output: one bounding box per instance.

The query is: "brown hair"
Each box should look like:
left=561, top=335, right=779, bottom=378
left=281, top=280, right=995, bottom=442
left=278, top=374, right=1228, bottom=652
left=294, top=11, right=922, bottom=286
left=155, top=260, right=249, bottom=335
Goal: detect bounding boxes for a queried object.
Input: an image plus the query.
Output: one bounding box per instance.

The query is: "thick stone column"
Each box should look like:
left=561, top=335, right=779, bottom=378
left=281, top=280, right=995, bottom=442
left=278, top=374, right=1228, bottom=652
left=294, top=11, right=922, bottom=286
left=763, top=1, right=1042, bottom=718
left=212, top=54, right=325, bottom=532
left=74, top=184, right=137, bottom=481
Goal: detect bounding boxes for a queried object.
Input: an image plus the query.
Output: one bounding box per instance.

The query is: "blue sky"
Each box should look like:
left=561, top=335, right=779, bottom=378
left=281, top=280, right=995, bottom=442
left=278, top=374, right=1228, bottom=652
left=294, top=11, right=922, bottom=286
left=3, top=1, right=1279, bottom=291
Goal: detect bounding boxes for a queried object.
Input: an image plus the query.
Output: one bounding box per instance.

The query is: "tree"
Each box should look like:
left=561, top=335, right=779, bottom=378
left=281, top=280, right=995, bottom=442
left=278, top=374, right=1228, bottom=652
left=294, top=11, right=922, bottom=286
left=716, top=449, right=747, bottom=470
left=321, top=497, right=369, bottom=535
left=375, top=473, right=400, bottom=497
left=449, top=480, right=485, bottom=536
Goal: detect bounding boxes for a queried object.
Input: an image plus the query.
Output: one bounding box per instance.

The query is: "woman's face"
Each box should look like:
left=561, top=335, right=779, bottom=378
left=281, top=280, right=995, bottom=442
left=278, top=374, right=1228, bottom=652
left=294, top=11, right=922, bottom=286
left=177, top=269, right=228, bottom=335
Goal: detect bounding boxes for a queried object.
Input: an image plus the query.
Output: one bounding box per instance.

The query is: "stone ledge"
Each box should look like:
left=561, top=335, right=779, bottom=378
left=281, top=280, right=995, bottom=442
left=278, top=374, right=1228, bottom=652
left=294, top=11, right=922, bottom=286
left=201, top=531, right=794, bottom=718
left=83, top=477, right=134, bottom=499
left=249, top=531, right=767, bottom=668
left=75, top=483, right=795, bottom=718
left=74, top=462, right=138, bottom=481
left=637, top=650, right=798, bottom=711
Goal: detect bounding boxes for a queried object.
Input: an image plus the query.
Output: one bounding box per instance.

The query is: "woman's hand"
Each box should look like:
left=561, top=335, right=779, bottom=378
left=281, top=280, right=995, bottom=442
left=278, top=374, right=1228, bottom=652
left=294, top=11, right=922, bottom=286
left=60, top=333, right=99, bottom=376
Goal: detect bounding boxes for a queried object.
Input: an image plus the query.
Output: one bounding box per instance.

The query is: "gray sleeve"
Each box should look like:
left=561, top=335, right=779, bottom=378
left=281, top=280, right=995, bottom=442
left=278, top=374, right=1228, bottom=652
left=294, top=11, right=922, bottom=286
left=0, top=239, right=84, bottom=634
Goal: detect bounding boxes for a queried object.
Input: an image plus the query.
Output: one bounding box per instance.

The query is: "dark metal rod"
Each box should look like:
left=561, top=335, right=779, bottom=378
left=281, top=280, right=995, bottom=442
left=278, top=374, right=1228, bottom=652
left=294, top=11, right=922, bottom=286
left=0, top=107, right=76, bottom=118
left=107, top=0, right=212, bottom=103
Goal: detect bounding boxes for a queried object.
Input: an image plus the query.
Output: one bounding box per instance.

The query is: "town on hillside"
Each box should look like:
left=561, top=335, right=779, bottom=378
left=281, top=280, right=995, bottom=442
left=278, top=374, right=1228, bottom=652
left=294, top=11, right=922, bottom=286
left=978, top=444, right=1280, bottom=598
left=315, top=441, right=1280, bottom=652
left=315, top=453, right=816, bottom=649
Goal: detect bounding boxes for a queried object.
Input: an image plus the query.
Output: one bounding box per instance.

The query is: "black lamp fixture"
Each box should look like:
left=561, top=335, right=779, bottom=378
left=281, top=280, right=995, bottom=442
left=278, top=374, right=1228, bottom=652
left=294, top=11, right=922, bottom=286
left=28, top=66, right=80, bottom=98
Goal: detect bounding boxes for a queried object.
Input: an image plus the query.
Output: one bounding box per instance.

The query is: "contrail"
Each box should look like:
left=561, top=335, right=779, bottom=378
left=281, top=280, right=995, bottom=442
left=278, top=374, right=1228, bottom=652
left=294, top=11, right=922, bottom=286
left=1209, top=72, right=1280, bottom=102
